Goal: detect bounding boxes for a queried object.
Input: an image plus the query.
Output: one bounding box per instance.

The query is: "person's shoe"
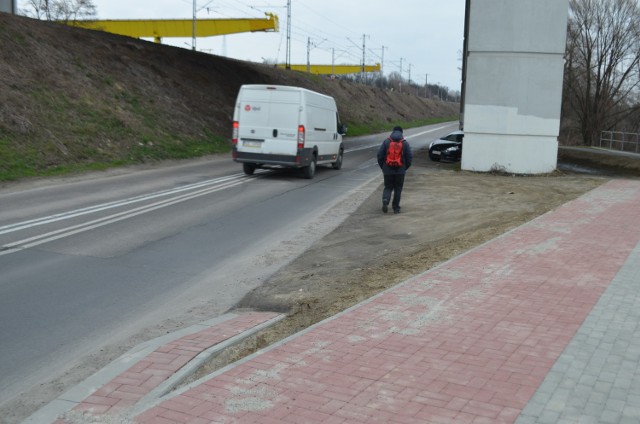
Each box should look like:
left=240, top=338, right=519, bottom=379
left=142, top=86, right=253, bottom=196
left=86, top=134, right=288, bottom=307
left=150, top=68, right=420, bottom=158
left=382, top=204, right=388, bottom=213
left=393, top=208, right=401, bottom=214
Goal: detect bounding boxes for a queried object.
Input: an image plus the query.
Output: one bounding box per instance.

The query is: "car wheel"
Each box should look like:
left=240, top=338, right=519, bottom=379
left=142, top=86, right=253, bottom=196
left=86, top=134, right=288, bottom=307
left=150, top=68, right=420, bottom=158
left=429, top=151, right=441, bottom=162
left=331, top=150, right=343, bottom=170
left=243, top=163, right=256, bottom=175
left=303, top=156, right=316, bottom=179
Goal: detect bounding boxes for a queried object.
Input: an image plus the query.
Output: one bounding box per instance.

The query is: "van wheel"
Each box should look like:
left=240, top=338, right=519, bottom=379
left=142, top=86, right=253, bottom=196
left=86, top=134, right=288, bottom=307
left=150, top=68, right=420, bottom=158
left=302, top=157, right=316, bottom=179
left=332, top=150, right=343, bottom=170
left=243, top=163, right=256, bottom=175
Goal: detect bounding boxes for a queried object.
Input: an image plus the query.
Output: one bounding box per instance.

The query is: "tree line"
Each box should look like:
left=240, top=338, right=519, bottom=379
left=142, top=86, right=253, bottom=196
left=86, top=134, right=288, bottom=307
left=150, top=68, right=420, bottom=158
left=22, top=0, right=95, bottom=22
left=563, top=0, right=640, bottom=145
left=336, top=72, right=461, bottom=103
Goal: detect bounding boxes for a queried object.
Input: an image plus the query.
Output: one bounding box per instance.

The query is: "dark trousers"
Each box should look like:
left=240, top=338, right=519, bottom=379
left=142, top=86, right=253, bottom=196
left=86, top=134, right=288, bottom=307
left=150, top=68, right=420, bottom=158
left=383, top=173, right=405, bottom=210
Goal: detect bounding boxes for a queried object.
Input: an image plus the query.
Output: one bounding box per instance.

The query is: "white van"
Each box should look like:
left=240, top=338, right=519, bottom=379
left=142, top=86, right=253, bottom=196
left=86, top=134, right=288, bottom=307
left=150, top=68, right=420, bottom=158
left=231, top=84, right=347, bottom=179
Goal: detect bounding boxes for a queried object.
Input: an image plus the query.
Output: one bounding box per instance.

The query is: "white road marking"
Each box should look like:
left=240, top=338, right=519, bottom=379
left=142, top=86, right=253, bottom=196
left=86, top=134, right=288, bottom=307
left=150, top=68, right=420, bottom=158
left=0, top=173, right=266, bottom=255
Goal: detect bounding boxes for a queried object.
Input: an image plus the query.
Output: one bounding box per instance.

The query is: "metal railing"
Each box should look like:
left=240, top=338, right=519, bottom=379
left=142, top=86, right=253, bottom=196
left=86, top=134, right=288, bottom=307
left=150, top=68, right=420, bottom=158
left=600, top=131, right=640, bottom=153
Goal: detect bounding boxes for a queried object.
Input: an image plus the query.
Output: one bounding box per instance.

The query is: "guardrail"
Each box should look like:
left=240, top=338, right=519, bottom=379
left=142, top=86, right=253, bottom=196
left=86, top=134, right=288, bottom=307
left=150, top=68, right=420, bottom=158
left=600, top=131, right=640, bottom=153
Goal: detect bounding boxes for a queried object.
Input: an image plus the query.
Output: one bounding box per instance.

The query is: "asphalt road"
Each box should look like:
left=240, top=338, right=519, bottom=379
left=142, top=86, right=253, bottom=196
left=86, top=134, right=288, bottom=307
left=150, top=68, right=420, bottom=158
left=0, top=123, right=457, bottom=409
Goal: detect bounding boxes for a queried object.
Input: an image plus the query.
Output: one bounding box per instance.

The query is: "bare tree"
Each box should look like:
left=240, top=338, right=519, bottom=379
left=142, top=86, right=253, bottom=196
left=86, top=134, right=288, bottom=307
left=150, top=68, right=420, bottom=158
left=22, top=0, right=96, bottom=23
left=387, top=71, right=403, bottom=92
left=22, top=0, right=51, bottom=20
left=564, top=0, right=640, bottom=145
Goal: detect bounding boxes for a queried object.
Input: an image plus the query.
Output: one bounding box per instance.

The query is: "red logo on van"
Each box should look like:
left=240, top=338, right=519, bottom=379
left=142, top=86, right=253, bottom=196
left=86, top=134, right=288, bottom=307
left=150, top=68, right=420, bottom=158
left=245, top=105, right=251, bottom=111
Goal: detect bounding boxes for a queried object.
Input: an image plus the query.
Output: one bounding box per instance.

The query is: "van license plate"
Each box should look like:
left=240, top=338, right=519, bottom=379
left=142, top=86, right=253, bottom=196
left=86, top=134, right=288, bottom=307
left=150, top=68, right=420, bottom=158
left=244, top=141, right=261, bottom=148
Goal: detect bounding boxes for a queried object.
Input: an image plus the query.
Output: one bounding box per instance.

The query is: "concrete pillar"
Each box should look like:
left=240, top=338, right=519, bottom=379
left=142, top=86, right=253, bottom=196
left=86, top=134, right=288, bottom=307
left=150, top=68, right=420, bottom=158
left=0, top=0, right=17, bottom=14
left=461, top=0, right=569, bottom=174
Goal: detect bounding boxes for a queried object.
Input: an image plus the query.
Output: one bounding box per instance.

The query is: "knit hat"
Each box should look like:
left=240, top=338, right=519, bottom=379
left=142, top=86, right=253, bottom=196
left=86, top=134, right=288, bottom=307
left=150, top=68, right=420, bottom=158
left=390, top=126, right=404, bottom=141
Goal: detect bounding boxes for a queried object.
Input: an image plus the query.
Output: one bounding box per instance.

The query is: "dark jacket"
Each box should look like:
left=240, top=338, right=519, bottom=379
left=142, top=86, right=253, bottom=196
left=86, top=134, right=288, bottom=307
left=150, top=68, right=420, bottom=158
left=377, top=129, right=413, bottom=175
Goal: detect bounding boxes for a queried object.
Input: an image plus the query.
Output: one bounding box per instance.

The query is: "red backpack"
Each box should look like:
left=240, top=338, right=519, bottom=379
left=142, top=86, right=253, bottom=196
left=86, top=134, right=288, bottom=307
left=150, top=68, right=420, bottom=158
left=385, top=138, right=404, bottom=167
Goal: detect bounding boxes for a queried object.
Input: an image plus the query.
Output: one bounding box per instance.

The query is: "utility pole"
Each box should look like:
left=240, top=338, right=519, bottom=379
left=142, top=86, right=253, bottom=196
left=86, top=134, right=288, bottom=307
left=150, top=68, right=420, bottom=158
left=346, top=35, right=367, bottom=83
left=305, top=37, right=325, bottom=73
left=307, top=37, right=311, bottom=73
left=286, top=0, right=291, bottom=69
left=332, top=48, right=335, bottom=77
left=425, top=73, right=428, bottom=97
left=361, top=34, right=367, bottom=83
left=192, top=0, right=197, bottom=51
left=399, top=58, right=403, bottom=93
left=380, top=45, right=386, bottom=83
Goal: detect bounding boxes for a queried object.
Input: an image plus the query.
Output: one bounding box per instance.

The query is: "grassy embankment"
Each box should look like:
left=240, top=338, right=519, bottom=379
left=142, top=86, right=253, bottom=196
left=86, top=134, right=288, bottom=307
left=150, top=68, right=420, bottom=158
left=0, top=116, right=457, bottom=182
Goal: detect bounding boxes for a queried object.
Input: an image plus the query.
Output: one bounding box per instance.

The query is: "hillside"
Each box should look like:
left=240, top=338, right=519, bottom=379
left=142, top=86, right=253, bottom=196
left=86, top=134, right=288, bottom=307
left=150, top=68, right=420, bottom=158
left=0, top=13, right=459, bottom=181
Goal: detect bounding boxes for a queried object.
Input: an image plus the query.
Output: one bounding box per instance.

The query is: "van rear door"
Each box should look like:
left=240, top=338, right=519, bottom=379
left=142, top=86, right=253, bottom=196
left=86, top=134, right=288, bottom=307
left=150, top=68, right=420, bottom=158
left=237, top=88, right=301, bottom=156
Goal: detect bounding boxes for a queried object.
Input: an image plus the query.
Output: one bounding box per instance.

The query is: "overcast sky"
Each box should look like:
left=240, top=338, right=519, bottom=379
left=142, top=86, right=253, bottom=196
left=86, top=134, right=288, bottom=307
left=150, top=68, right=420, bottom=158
left=44, top=0, right=467, bottom=91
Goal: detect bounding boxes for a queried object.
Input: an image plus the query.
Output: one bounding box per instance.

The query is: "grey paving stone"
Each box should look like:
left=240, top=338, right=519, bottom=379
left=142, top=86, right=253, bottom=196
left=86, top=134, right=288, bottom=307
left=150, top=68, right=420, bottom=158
left=538, top=410, right=561, bottom=424
left=593, top=381, right=613, bottom=394
left=622, top=404, right=640, bottom=419
left=556, top=418, right=579, bottom=424
left=516, top=415, right=536, bottom=424
left=600, top=409, right=621, bottom=424
left=605, top=398, right=626, bottom=412
left=515, top=241, right=640, bottom=424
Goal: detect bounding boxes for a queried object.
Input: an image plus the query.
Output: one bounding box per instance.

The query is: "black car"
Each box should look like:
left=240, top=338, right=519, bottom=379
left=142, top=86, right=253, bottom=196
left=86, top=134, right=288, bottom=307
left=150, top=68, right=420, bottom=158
left=428, top=130, right=464, bottom=161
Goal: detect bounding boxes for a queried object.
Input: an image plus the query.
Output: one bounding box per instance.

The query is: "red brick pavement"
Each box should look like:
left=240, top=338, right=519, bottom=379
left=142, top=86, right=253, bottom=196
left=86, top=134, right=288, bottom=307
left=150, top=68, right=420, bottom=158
left=55, top=311, right=281, bottom=423
left=134, top=180, right=640, bottom=423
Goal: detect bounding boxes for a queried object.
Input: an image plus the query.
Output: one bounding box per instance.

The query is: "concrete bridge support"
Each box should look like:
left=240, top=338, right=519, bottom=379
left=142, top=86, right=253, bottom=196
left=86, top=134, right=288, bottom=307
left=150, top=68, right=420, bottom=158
left=0, top=0, right=17, bottom=14
left=461, top=0, right=569, bottom=174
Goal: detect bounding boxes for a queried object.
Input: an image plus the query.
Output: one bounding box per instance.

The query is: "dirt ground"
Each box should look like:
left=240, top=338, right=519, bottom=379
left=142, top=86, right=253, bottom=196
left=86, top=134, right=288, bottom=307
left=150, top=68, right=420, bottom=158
left=185, top=148, right=637, bottom=383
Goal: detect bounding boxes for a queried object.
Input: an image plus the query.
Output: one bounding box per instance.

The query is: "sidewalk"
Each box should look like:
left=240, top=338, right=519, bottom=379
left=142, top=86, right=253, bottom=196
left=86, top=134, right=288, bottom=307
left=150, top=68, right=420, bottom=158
left=34, top=179, right=640, bottom=423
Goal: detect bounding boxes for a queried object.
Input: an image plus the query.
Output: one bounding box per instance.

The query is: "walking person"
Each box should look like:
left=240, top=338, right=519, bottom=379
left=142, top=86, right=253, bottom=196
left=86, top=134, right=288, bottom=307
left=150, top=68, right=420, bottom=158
left=377, top=126, right=412, bottom=214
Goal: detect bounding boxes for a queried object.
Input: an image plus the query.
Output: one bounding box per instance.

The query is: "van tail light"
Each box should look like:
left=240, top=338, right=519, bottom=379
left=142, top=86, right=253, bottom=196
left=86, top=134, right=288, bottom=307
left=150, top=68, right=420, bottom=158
left=232, top=121, right=239, bottom=145
left=297, top=125, right=305, bottom=149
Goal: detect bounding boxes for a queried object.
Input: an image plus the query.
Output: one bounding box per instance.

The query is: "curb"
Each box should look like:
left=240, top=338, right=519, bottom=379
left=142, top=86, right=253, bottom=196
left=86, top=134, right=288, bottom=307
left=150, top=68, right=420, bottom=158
left=22, top=312, right=284, bottom=424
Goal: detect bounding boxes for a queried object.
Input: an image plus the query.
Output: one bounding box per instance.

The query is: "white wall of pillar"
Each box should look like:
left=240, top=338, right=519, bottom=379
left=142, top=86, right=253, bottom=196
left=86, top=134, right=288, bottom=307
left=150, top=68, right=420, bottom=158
left=461, top=0, right=569, bottom=174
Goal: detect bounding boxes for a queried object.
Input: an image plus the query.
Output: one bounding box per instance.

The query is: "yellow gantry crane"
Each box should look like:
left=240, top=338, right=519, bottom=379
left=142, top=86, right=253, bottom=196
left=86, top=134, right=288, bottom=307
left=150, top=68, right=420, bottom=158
left=277, top=63, right=381, bottom=75
left=68, top=13, right=279, bottom=43
left=67, top=14, right=378, bottom=76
